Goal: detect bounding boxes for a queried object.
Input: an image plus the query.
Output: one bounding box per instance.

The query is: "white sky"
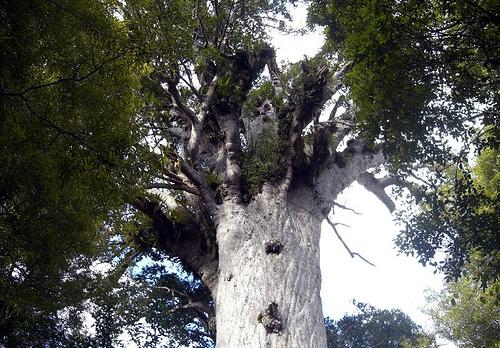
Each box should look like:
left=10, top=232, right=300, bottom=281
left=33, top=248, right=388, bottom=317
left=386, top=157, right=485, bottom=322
left=270, top=4, right=456, bottom=347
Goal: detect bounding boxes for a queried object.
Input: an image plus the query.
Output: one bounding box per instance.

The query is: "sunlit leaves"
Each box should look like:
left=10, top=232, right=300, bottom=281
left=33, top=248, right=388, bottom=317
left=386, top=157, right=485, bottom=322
left=425, top=256, right=500, bottom=348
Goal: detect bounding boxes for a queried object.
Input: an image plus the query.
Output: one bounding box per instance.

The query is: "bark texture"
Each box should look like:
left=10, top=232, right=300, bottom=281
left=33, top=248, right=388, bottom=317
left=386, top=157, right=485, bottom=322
left=214, top=186, right=327, bottom=347
left=138, top=39, right=396, bottom=347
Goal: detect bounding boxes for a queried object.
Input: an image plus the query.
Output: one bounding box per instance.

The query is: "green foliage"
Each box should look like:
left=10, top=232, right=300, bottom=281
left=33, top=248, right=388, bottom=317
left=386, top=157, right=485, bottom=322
left=309, top=0, right=499, bottom=169
left=475, top=147, right=500, bottom=199
left=241, top=129, right=284, bottom=194
left=395, top=147, right=500, bottom=285
left=309, top=0, right=499, bottom=284
left=0, top=0, right=151, bottom=344
left=425, top=256, right=500, bottom=348
left=80, top=260, right=215, bottom=348
left=325, top=301, right=437, bottom=348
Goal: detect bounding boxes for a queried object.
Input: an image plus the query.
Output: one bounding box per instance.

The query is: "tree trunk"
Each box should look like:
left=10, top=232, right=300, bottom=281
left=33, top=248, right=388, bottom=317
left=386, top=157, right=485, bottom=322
left=213, top=186, right=327, bottom=347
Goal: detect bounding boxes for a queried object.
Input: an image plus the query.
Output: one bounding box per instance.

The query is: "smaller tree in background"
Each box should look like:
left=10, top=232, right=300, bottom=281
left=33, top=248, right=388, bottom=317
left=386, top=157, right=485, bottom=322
left=425, top=254, right=500, bottom=348
left=325, top=301, right=437, bottom=348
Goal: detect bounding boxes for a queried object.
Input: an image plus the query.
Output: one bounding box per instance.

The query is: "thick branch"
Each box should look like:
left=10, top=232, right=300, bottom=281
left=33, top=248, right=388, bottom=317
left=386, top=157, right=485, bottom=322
left=280, top=63, right=330, bottom=191
left=188, top=76, right=219, bottom=164
left=330, top=108, right=357, bottom=150
left=169, top=153, right=219, bottom=219
left=303, top=60, right=353, bottom=130
left=132, top=198, right=177, bottom=245
left=155, top=285, right=213, bottom=318
left=217, top=46, right=276, bottom=201
left=357, top=172, right=396, bottom=213
left=314, top=141, right=386, bottom=214
left=281, top=102, right=303, bottom=193
left=267, top=50, right=283, bottom=96
left=321, top=61, right=353, bottom=103
left=132, top=198, right=218, bottom=291
left=219, top=112, right=242, bottom=202
left=147, top=182, right=200, bottom=196
left=165, top=76, right=198, bottom=124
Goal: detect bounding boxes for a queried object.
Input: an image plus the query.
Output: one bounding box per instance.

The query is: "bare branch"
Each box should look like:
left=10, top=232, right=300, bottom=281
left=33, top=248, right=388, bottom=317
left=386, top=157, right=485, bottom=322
left=329, top=221, right=351, bottom=228
left=333, top=202, right=362, bottom=215
left=326, top=216, right=375, bottom=267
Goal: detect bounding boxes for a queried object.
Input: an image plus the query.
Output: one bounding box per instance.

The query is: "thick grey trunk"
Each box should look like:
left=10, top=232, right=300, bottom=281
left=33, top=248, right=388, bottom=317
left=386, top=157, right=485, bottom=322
left=214, top=187, right=327, bottom=347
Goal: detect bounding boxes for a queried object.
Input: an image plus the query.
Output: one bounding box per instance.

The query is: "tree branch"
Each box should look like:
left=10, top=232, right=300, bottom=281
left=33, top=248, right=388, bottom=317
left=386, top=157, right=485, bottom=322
left=318, top=61, right=353, bottom=111
left=357, top=172, right=396, bottom=213
left=1, top=52, right=125, bottom=97
left=19, top=95, right=118, bottom=167
left=164, top=75, right=198, bottom=124
left=167, top=153, right=219, bottom=218
left=195, top=0, right=210, bottom=47
left=188, top=75, right=219, bottom=163
left=133, top=196, right=219, bottom=294
left=326, top=216, right=375, bottom=267
left=267, top=49, right=283, bottom=96
left=333, top=202, right=362, bottom=215
left=280, top=63, right=330, bottom=191
left=314, top=141, right=386, bottom=214
left=147, top=182, right=200, bottom=196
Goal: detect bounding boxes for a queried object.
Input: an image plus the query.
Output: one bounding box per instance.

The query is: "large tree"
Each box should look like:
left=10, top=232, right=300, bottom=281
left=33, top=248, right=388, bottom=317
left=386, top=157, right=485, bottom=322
left=1, top=0, right=498, bottom=346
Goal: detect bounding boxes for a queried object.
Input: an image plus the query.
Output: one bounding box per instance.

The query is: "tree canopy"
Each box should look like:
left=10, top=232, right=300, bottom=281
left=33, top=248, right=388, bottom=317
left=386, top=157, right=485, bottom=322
left=0, top=0, right=151, bottom=344
left=325, top=302, right=436, bottom=348
left=425, top=254, right=500, bottom=348
left=0, top=0, right=498, bottom=346
left=309, top=0, right=499, bottom=283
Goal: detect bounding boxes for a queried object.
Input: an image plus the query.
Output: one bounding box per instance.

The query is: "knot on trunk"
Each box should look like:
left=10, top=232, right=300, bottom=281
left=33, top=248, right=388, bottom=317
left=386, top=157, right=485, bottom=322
left=257, top=302, right=283, bottom=333
left=265, top=240, right=283, bottom=254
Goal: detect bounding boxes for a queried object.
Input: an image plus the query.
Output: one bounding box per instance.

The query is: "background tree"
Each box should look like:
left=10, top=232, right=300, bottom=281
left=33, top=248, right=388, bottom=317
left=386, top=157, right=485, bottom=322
left=325, top=302, right=437, bottom=348
left=425, top=254, right=500, bottom=348
left=0, top=0, right=151, bottom=345
left=0, top=0, right=498, bottom=346
left=419, top=148, right=499, bottom=348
